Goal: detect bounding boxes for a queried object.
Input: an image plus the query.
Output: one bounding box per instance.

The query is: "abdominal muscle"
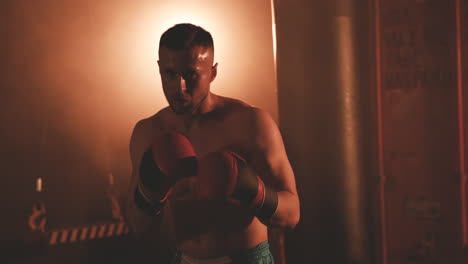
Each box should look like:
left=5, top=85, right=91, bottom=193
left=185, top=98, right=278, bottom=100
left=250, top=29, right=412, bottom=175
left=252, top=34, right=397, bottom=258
left=161, top=195, right=268, bottom=259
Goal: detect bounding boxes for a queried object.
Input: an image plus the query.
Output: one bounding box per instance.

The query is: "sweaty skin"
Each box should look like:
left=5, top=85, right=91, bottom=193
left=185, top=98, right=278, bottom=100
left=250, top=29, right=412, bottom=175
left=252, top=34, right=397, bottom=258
left=125, top=46, right=300, bottom=259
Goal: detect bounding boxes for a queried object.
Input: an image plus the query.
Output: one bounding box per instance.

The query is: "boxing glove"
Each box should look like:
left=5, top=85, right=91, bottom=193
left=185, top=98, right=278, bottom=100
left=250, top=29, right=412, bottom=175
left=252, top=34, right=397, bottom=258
left=134, top=132, right=197, bottom=216
left=195, top=151, right=278, bottom=221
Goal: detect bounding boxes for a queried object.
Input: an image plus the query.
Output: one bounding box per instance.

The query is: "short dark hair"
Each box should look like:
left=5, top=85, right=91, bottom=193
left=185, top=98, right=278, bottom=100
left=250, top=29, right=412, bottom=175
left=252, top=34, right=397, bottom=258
left=159, top=23, right=214, bottom=52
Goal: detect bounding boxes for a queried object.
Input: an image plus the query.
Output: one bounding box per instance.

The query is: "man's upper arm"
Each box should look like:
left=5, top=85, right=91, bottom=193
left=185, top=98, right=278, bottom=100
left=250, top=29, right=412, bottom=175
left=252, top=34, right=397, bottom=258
left=245, top=108, right=298, bottom=196
left=126, top=118, right=153, bottom=212
left=126, top=120, right=145, bottom=204
left=129, top=120, right=146, bottom=168
left=125, top=118, right=163, bottom=237
left=239, top=107, right=300, bottom=228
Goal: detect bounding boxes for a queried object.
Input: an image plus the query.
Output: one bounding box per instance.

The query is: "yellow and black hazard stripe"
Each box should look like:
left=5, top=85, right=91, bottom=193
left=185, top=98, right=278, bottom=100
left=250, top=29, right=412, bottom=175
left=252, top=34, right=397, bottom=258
left=48, top=221, right=129, bottom=245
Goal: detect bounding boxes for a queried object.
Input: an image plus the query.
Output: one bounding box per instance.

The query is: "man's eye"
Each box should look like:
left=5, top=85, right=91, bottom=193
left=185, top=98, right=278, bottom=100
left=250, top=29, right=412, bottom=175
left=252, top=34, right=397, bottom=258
left=166, top=71, right=178, bottom=79
left=186, top=73, right=198, bottom=81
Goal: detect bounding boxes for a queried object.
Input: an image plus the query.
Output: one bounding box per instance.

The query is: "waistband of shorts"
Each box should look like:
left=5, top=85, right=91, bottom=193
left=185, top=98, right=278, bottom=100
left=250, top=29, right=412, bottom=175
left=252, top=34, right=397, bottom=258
left=229, top=240, right=270, bottom=259
left=176, top=240, right=271, bottom=264
left=180, top=253, right=231, bottom=264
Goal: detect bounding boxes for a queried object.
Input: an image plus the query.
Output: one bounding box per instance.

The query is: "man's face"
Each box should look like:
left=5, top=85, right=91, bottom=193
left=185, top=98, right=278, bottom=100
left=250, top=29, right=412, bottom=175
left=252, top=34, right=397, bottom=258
left=158, top=46, right=217, bottom=115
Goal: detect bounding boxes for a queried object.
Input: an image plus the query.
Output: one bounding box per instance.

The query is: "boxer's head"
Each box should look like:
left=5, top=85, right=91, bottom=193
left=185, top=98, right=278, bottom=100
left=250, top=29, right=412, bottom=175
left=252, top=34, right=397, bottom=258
left=158, top=23, right=218, bottom=115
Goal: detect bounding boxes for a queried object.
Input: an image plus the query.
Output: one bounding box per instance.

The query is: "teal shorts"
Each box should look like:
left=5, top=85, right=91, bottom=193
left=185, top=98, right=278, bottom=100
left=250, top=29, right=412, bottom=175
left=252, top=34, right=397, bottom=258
left=171, top=240, right=275, bottom=264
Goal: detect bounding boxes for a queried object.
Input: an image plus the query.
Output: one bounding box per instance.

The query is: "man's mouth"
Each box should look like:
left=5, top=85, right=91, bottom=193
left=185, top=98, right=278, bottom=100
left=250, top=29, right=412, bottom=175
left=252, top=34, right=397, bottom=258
left=174, top=98, right=189, bottom=104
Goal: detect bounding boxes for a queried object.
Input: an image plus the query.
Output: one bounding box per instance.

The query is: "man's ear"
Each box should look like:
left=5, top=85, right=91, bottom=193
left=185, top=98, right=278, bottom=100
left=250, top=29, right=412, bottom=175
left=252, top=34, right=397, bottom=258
left=210, top=63, right=218, bottom=82
left=157, top=60, right=161, bottom=73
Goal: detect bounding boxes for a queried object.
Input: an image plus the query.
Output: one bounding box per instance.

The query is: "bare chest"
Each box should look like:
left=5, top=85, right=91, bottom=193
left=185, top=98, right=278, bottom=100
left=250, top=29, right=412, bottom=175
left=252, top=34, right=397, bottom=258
left=162, top=117, right=244, bottom=159
left=187, top=124, right=231, bottom=158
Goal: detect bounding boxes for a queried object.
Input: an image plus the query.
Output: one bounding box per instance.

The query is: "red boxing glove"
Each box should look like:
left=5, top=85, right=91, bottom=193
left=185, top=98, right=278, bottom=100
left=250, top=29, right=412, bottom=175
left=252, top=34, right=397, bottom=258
left=152, top=132, right=198, bottom=179
left=195, top=151, right=238, bottom=201
left=135, top=132, right=197, bottom=216
left=195, top=151, right=278, bottom=220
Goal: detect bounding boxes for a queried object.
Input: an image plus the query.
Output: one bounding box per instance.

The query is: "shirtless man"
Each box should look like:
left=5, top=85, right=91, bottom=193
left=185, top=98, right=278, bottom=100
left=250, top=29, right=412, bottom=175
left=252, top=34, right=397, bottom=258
left=124, top=23, right=300, bottom=264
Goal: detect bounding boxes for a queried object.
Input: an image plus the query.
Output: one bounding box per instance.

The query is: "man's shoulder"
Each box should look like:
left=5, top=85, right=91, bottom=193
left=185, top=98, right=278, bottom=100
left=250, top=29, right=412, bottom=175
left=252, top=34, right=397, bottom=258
left=220, top=100, right=277, bottom=142
left=224, top=100, right=273, bottom=125
left=132, top=107, right=171, bottom=134
left=220, top=96, right=267, bottom=119
left=222, top=102, right=279, bottom=154
left=220, top=96, right=250, bottom=108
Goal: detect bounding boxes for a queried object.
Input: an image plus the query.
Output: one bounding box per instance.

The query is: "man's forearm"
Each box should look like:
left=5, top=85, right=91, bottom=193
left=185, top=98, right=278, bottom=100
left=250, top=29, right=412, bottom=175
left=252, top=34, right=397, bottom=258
left=266, top=191, right=300, bottom=229
left=123, top=189, right=162, bottom=240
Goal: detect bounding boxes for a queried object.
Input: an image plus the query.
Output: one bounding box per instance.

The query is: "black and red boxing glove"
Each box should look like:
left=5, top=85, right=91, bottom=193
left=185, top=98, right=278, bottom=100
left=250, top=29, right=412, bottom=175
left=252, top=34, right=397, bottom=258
left=195, top=151, right=278, bottom=221
left=134, top=132, right=197, bottom=216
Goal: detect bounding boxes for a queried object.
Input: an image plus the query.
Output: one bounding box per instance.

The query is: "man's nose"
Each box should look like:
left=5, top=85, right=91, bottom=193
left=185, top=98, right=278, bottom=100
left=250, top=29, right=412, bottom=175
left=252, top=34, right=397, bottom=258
left=176, top=76, right=188, bottom=94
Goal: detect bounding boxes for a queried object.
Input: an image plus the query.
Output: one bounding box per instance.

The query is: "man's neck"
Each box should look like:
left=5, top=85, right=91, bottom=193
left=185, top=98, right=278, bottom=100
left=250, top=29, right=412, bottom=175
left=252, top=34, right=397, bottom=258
left=195, top=92, right=218, bottom=116
left=179, top=92, right=219, bottom=129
